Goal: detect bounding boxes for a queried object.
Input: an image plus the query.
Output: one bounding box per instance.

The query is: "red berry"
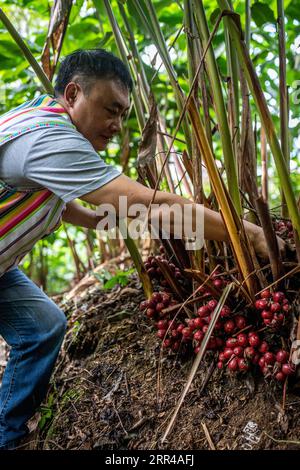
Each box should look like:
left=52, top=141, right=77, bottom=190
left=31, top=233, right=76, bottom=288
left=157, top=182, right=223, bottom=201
left=224, top=320, right=236, bottom=334
left=213, top=279, right=224, bottom=289
left=244, top=346, right=256, bottom=359
left=260, top=289, right=271, bottom=299
left=177, top=324, right=185, bottom=333
left=155, top=302, right=164, bottom=312
left=264, top=352, right=275, bottom=364
left=151, top=292, right=162, bottom=303
left=202, top=315, right=211, bottom=325
left=233, top=346, right=244, bottom=357
left=274, top=313, right=284, bottom=323
left=187, top=318, right=196, bottom=330
left=237, top=333, right=248, bottom=348
left=226, top=337, right=238, bottom=348
left=162, top=338, right=172, bottom=348
left=235, top=315, right=247, bottom=330
left=282, top=304, right=290, bottom=313
left=270, top=302, right=281, bottom=313
left=202, top=325, right=209, bottom=333
left=276, top=350, right=289, bottom=363
left=207, top=299, right=218, bottom=311
left=157, top=319, right=168, bottom=329
left=217, top=361, right=224, bottom=369
left=157, top=329, right=166, bottom=339
left=261, top=310, right=273, bottom=320
left=272, top=291, right=285, bottom=303
left=228, top=358, right=238, bottom=371
left=193, top=330, right=204, bottom=342
left=161, top=293, right=170, bottom=305
left=220, top=305, right=231, bottom=318
left=258, top=357, right=265, bottom=368
left=255, top=299, right=268, bottom=310
left=197, top=306, right=211, bottom=317
left=223, top=348, right=234, bottom=360
left=219, top=352, right=226, bottom=362
left=146, top=308, right=156, bottom=318
left=238, top=358, right=250, bottom=371
left=258, top=341, right=269, bottom=354
left=248, top=333, right=260, bottom=348
left=275, top=371, right=285, bottom=382
left=182, top=327, right=192, bottom=338
left=282, top=363, right=295, bottom=376
left=194, top=317, right=205, bottom=328
left=140, top=300, right=149, bottom=311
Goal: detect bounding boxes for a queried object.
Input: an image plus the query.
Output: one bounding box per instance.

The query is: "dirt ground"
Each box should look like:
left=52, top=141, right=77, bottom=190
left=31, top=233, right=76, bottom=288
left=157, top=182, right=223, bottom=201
left=23, top=268, right=300, bottom=452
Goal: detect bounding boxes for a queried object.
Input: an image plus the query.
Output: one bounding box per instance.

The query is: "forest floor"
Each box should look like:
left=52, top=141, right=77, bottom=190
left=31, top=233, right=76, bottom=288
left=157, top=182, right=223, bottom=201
left=1, top=258, right=300, bottom=451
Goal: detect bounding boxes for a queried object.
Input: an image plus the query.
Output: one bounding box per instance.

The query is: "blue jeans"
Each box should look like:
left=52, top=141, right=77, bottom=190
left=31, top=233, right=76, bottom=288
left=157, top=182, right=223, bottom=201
left=0, top=268, right=67, bottom=449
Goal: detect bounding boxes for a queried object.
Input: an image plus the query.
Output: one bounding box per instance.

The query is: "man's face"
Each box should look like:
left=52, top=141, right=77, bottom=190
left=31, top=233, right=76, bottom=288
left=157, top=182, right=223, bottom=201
left=62, top=78, right=130, bottom=151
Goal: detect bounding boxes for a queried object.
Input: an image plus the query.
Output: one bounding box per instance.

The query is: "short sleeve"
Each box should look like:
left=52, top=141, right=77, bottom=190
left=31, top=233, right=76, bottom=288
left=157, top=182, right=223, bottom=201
left=23, top=127, right=121, bottom=203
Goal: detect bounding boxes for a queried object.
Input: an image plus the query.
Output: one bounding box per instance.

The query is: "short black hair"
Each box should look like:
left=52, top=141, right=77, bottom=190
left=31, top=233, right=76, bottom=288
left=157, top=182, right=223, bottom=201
left=54, top=49, right=133, bottom=96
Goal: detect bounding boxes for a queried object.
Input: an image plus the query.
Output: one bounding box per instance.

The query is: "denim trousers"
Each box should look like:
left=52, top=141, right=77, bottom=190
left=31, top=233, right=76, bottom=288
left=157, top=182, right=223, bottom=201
left=0, top=267, right=67, bottom=449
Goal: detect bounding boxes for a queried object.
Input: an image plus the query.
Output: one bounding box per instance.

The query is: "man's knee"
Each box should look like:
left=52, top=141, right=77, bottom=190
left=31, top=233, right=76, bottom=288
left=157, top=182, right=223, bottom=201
left=37, top=304, right=67, bottom=347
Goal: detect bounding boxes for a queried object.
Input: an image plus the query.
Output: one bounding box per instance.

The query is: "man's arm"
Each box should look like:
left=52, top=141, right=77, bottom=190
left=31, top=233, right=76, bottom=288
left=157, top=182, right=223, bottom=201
left=62, top=201, right=99, bottom=229
left=80, top=174, right=283, bottom=259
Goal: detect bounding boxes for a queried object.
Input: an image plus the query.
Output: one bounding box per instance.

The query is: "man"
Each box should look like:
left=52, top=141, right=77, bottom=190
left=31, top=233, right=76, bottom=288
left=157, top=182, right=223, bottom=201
left=0, top=49, right=283, bottom=449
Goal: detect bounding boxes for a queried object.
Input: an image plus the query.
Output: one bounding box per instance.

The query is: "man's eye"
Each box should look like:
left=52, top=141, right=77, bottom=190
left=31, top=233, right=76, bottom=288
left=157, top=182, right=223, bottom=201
left=106, top=108, right=118, bottom=116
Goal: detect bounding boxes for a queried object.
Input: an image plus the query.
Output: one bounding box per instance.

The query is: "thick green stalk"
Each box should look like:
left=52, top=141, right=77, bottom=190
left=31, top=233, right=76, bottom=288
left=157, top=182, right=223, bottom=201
left=217, top=0, right=300, bottom=249
left=193, top=1, right=242, bottom=215
left=98, top=0, right=154, bottom=297
left=224, top=1, right=240, bottom=146
left=277, top=0, right=290, bottom=218
left=245, top=0, right=251, bottom=49
left=132, top=0, right=193, bottom=156
left=97, top=0, right=145, bottom=131
left=118, top=220, right=153, bottom=299
left=0, top=8, right=54, bottom=94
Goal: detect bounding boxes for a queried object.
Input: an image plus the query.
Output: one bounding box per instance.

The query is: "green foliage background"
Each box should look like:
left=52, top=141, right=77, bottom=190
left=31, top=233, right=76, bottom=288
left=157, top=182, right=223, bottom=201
left=0, top=0, right=299, bottom=293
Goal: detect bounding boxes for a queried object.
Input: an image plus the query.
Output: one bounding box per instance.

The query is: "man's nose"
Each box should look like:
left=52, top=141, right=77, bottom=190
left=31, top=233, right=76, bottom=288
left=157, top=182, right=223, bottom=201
left=110, top=116, right=122, bottom=134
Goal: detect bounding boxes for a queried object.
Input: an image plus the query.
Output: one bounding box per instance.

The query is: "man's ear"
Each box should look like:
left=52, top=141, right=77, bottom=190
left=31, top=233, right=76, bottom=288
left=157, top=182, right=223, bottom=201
left=64, top=82, right=81, bottom=108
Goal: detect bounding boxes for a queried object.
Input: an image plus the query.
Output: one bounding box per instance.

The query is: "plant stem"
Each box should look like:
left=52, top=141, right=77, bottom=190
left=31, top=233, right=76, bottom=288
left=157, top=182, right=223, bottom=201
left=217, top=0, right=300, bottom=257
left=277, top=0, right=290, bottom=218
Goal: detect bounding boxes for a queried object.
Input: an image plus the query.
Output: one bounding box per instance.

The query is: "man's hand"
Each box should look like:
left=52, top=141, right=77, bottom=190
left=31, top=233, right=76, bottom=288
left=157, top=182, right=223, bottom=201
left=247, top=225, right=286, bottom=261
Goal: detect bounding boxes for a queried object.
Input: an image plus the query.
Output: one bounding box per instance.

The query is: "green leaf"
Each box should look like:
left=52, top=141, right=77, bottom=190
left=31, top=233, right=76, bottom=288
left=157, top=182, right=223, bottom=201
left=251, top=2, right=276, bottom=27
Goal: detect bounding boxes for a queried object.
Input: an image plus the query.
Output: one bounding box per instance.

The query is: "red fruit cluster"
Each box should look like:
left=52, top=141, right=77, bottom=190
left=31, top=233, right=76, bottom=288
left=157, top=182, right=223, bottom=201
left=139, top=291, right=174, bottom=320
left=217, top=332, right=261, bottom=372
left=144, top=247, right=183, bottom=286
left=275, top=219, right=294, bottom=241
left=259, top=349, right=296, bottom=381
left=139, top=267, right=296, bottom=386
left=217, top=332, right=295, bottom=382
left=140, top=291, right=187, bottom=352
left=255, top=289, right=290, bottom=329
